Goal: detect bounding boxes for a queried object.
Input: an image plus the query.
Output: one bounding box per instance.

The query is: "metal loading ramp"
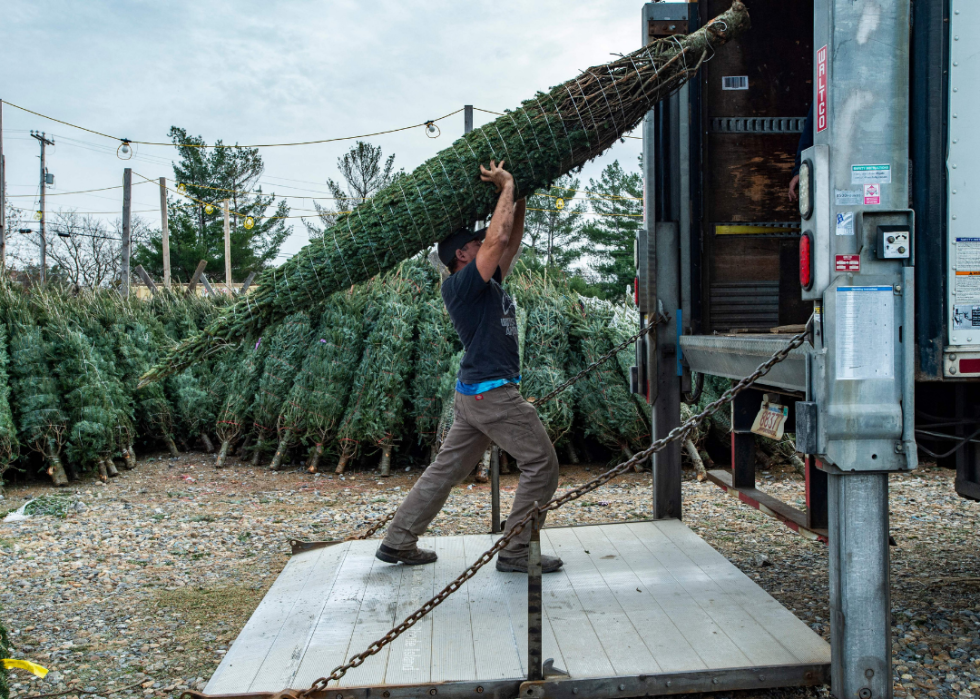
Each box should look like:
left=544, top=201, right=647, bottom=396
left=206, top=521, right=830, bottom=699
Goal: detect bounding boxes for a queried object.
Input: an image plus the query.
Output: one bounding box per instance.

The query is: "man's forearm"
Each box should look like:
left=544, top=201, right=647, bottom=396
left=485, top=182, right=516, bottom=248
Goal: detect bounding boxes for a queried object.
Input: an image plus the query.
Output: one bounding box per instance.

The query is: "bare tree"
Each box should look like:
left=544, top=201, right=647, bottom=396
left=304, top=141, right=400, bottom=238
left=7, top=208, right=153, bottom=289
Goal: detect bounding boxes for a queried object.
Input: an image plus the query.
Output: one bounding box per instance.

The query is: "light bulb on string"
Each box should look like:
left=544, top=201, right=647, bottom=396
left=556, top=198, right=565, bottom=211
left=177, top=183, right=187, bottom=194
left=205, top=204, right=215, bottom=215
left=34, top=211, right=43, bottom=221
left=117, top=139, right=134, bottom=160
left=425, top=121, right=440, bottom=138
left=244, top=216, right=255, bottom=230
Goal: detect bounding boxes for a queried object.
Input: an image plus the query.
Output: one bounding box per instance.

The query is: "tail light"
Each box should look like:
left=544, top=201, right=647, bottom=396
left=800, top=233, right=814, bottom=290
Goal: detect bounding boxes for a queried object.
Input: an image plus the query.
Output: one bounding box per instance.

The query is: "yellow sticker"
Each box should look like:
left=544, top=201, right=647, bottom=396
left=556, top=198, right=564, bottom=210
left=204, top=204, right=215, bottom=215
left=244, top=217, right=255, bottom=230
left=2, top=658, right=49, bottom=678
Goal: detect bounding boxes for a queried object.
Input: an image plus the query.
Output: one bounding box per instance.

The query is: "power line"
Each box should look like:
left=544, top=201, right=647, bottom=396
left=5, top=101, right=465, bottom=149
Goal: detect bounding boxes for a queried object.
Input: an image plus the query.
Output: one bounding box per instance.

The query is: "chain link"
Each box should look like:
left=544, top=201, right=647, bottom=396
left=298, top=327, right=809, bottom=694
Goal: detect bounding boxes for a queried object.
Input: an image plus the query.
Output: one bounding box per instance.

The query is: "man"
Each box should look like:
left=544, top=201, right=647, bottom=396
left=376, top=160, right=563, bottom=574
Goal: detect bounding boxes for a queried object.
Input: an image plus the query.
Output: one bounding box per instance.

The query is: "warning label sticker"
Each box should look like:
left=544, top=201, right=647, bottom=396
left=836, top=212, right=854, bottom=236
left=864, top=183, right=881, bottom=205
left=956, top=271, right=980, bottom=304
left=852, top=164, right=892, bottom=184
left=836, top=254, right=860, bottom=272
left=953, top=304, right=980, bottom=330
left=957, top=237, right=980, bottom=269
left=835, top=189, right=863, bottom=206
left=836, top=286, right=894, bottom=381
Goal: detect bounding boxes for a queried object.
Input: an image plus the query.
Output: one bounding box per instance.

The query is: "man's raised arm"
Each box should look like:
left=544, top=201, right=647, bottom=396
left=475, top=160, right=516, bottom=282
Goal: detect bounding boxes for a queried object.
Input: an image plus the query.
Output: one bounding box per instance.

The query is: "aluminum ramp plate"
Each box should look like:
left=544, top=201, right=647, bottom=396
left=206, top=521, right=829, bottom=698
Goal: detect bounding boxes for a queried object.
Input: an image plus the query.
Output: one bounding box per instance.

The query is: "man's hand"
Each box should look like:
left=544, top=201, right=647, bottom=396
left=788, top=175, right=800, bottom=202
left=480, top=160, right=515, bottom=193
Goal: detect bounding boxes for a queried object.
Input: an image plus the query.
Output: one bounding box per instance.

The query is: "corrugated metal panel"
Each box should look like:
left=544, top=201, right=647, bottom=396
left=710, top=281, right=780, bottom=330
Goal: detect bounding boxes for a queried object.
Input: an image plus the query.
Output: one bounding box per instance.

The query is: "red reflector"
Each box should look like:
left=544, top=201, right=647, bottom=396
left=960, top=359, right=980, bottom=374
left=799, top=233, right=813, bottom=290
left=634, top=276, right=639, bottom=305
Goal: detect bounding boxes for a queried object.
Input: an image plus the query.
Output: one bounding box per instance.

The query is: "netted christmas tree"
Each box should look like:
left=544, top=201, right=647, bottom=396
left=272, top=293, right=367, bottom=472
left=214, top=335, right=269, bottom=467
left=569, top=297, right=649, bottom=465
left=334, top=272, right=421, bottom=475
left=249, top=311, right=312, bottom=467
left=141, top=3, right=749, bottom=385
left=0, top=324, right=19, bottom=494
left=8, top=317, right=69, bottom=485
left=508, top=272, right=576, bottom=443
left=50, top=323, right=126, bottom=481
left=411, top=297, right=458, bottom=459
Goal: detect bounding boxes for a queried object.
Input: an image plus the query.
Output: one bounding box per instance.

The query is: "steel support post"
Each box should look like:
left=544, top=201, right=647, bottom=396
left=526, top=505, right=543, bottom=682
left=730, top=389, right=763, bottom=488
left=652, top=221, right=682, bottom=519
left=490, top=445, right=501, bottom=534
left=827, top=472, right=891, bottom=699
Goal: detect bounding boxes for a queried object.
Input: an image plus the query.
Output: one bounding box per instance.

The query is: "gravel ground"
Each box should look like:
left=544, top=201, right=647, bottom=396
left=0, top=453, right=977, bottom=699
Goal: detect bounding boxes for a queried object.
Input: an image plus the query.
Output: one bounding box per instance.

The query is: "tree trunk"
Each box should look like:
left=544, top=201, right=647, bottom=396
left=500, top=450, right=512, bottom=474
left=335, top=450, right=352, bottom=474
left=429, top=443, right=439, bottom=464
left=307, top=443, right=324, bottom=473
left=475, top=448, right=490, bottom=483
left=118, top=447, right=133, bottom=470
left=201, top=433, right=215, bottom=454
left=97, top=460, right=109, bottom=482
left=269, top=431, right=292, bottom=471
left=45, top=443, right=69, bottom=487
left=125, top=445, right=137, bottom=470
left=379, top=444, right=393, bottom=477
left=250, top=446, right=262, bottom=467
left=621, top=442, right=644, bottom=473
left=165, top=436, right=180, bottom=458
left=215, top=440, right=231, bottom=468
left=564, top=440, right=581, bottom=465
left=105, top=458, right=120, bottom=478
left=684, top=438, right=707, bottom=482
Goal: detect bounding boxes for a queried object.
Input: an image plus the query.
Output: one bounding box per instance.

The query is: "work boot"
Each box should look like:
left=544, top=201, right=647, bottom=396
left=375, top=543, right=438, bottom=566
left=496, top=553, right=564, bottom=574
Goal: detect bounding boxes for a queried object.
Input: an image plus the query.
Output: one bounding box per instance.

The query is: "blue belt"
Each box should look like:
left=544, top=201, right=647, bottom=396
left=455, top=375, right=521, bottom=395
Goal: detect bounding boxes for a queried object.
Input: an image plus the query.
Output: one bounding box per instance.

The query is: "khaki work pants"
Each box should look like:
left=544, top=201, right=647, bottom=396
left=383, top=383, right=559, bottom=558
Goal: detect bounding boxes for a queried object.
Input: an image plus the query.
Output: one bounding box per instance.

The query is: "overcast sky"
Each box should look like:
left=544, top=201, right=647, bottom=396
left=2, top=0, right=646, bottom=265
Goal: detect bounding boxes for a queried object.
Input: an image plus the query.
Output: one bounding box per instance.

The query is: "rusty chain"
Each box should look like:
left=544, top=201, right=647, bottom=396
left=295, top=327, right=809, bottom=694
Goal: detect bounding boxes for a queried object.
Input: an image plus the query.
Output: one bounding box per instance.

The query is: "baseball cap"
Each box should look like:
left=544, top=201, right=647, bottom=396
left=437, top=226, right=487, bottom=269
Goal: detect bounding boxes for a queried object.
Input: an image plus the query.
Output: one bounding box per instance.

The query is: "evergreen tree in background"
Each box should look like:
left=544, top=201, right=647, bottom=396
left=524, top=175, right=587, bottom=271
left=580, top=159, right=643, bottom=300
left=273, top=293, right=366, bottom=472
left=250, top=311, right=312, bottom=467
left=0, top=324, right=20, bottom=494
left=303, top=141, right=400, bottom=236
left=133, top=127, right=290, bottom=283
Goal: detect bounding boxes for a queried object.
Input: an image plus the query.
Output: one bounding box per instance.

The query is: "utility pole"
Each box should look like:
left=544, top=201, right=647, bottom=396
left=30, top=131, right=54, bottom=283
left=160, top=177, right=171, bottom=289
left=121, top=167, right=132, bottom=298
left=0, top=99, right=6, bottom=269
left=465, top=105, right=484, bottom=233
left=223, top=199, right=232, bottom=293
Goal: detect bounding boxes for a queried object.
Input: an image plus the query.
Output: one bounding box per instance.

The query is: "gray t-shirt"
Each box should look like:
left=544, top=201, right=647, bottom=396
left=442, top=260, right=520, bottom=384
